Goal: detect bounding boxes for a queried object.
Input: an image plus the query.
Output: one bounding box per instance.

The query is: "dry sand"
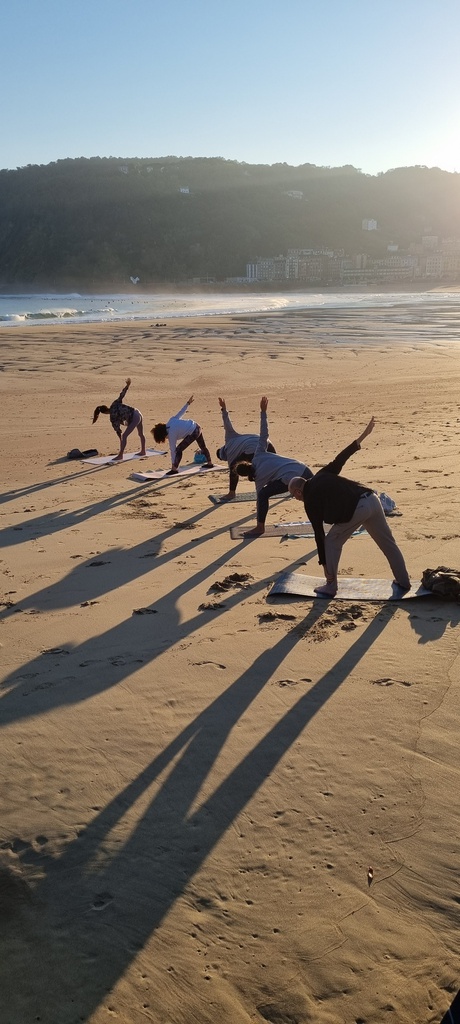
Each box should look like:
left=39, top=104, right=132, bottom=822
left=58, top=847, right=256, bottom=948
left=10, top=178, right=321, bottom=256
left=1, top=306, right=460, bottom=1024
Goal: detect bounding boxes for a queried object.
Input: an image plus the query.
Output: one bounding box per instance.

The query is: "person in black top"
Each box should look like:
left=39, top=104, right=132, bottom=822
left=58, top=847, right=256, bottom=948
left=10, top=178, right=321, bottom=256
left=92, top=378, right=146, bottom=461
left=288, top=416, right=410, bottom=597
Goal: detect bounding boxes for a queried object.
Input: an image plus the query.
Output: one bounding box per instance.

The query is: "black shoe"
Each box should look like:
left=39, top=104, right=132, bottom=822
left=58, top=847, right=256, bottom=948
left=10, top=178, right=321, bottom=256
left=202, top=462, right=214, bottom=469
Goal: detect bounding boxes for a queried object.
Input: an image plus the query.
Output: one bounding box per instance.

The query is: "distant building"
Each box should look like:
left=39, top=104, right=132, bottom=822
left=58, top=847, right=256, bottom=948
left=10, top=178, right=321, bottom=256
left=425, top=254, right=443, bottom=277
left=422, top=235, right=438, bottom=249
left=362, top=219, right=377, bottom=231
left=179, top=186, right=190, bottom=194
left=284, top=190, right=304, bottom=199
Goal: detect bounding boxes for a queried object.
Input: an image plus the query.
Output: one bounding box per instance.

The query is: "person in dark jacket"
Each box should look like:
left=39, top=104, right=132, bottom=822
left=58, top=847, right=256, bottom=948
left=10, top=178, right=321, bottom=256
left=288, top=416, right=410, bottom=597
left=92, top=378, right=146, bottom=461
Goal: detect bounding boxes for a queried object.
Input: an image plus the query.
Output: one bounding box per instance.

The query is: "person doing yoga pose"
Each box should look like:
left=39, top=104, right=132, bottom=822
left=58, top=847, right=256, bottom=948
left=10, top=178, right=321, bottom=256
left=216, top=396, right=276, bottom=499
left=236, top=396, right=312, bottom=536
left=92, top=378, right=146, bottom=461
left=152, top=396, right=213, bottom=475
left=288, top=416, right=410, bottom=597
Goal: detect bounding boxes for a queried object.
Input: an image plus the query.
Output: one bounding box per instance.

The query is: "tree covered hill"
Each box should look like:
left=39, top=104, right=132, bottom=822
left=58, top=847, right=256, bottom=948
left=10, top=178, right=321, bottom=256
left=0, top=156, right=459, bottom=287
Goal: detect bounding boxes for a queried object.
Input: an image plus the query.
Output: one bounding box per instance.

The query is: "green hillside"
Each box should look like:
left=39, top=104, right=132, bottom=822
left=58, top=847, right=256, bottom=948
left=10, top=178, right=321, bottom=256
left=0, top=156, right=459, bottom=287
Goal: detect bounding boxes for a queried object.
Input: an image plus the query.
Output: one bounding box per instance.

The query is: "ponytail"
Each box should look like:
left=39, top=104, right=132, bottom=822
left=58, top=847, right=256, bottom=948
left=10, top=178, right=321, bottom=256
left=93, top=405, right=110, bottom=423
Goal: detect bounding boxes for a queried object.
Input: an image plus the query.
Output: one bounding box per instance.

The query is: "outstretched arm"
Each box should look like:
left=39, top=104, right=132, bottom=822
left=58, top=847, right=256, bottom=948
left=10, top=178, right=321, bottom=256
left=321, top=416, right=376, bottom=476
left=255, top=396, right=269, bottom=455
left=174, top=396, right=194, bottom=420
left=356, top=416, right=375, bottom=446
left=218, top=396, right=236, bottom=438
left=118, top=377, right=131, bottom=402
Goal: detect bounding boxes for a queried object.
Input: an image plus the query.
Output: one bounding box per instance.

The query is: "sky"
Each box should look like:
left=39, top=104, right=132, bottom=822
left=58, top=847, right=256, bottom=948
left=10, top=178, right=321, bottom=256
left=1, top=0, right=459, bottom=176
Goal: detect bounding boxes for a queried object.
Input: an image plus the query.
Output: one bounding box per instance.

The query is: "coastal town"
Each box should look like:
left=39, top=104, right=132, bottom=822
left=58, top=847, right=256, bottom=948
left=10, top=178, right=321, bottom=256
left=240, top=228, right=460, bottom=287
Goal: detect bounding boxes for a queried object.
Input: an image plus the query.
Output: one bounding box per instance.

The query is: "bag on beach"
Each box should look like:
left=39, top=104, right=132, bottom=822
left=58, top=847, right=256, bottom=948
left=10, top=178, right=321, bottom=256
left=378, top=491, right=397, bottom=514
left=67, top=448, right=99, bottom=460
left=422, top=566, right=460, bottom=601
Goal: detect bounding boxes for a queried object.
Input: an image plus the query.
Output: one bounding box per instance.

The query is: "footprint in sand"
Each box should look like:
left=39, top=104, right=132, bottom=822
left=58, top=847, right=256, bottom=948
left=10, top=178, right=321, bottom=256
left=191, top=660, right=226, bottom=669
left=91, top=892, right=114, bottom=911
left=371, top=677, right=412, bottom=687
left=258, top=611, right=297, bottom=622
left=275, top=677, right=312, bottom=687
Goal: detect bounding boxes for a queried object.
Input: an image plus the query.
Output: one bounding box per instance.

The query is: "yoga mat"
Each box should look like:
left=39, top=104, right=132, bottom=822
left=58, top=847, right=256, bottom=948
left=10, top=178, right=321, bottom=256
left=82, top=448, right=166, bottom=465
left=230, top=523, right=366, bottom=540
left=209, top=491, right=290, bottom=505
left=269, top=573, right=430, bottom=601
left=131, top=465, right=226, bottom=482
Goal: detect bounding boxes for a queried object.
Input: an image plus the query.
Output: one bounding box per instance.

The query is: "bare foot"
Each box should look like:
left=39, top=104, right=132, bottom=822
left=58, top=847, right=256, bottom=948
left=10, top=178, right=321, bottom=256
left=111, top=455, right=124, bottom=462
left=136, top=451, right=147, bottom=457
left=243, top=528, right=264, bottom=538
left=220, top=493, right=236, bottom=502
left=314, top=584, right=337, bottom=597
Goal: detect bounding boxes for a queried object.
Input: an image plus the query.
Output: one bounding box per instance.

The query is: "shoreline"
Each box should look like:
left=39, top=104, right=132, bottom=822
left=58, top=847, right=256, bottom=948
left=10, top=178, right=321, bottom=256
left=2, top=286, right=460, bottom=333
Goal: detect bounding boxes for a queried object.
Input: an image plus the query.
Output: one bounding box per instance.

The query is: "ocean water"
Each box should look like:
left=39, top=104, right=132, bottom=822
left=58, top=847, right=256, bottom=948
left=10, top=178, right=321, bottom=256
left=0, top=289, right=459, bottom=327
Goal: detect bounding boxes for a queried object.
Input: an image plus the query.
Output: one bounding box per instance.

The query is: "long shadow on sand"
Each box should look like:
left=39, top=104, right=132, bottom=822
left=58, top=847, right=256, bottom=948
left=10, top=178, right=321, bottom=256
left=2, top=603, right=400, bottom=1023
left=0, top=523, right=314, bottom=725
left=0, top=499, right=255, bottom=619
left=0, top=469, right=217, bottom=548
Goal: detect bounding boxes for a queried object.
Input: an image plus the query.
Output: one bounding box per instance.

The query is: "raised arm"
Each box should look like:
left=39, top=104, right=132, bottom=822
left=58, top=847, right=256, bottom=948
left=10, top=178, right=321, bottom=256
left=356, top=416, right=375, bottom=446
left=254, top=396, right=269, bottom=456
left=174, top=396, right=193, bottom=420
left=218, top=396, right=236, bottom=439
left=118, top=377, right=131, bottom=402
left=320, top=416, right=376, bottom=476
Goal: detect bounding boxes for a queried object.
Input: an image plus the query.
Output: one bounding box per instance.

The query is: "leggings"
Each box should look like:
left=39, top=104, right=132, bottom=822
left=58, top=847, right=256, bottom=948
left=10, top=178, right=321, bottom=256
left=174, top=424, right=211, bottom=467
left=120, top=409, right=145, bottom=452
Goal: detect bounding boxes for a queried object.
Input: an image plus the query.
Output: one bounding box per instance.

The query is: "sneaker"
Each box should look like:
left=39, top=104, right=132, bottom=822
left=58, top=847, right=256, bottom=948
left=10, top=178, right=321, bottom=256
left=392, top=580, right=410, bottom=591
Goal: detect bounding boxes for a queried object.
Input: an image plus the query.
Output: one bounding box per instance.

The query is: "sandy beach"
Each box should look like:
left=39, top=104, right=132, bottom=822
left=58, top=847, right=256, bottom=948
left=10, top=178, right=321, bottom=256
left=1, top=306, right=460, bottom=1024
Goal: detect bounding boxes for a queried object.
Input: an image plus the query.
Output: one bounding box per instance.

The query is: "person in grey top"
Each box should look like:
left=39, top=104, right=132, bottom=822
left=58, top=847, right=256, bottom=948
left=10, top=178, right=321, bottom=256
left=216, top=396, right=276, bottom=500
left=236, top=395, right=312, bottom=536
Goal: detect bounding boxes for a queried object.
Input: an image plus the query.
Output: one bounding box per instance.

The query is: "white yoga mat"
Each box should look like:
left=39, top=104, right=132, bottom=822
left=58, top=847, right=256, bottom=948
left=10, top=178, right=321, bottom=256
left=269, top=573, right=430, bottom=601
left=230, top=522, right=366, bottom=540
left=131, top=464, right=227, bottom=482
left=209, top=491, right=291, bottom=505
left=82, top=448, right=166, bottom=465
